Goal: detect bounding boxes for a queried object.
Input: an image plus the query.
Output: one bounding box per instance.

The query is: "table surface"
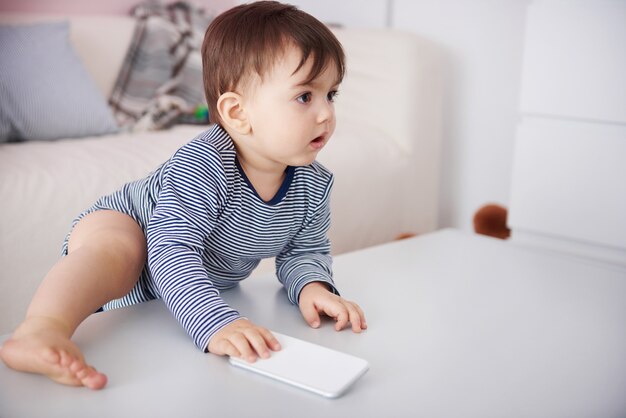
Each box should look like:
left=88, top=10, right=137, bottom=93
left=2, top=229, right=626, bottom=418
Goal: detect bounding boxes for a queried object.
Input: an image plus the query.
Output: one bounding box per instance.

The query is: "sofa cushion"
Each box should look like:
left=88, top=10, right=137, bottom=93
left=0, top=21, right=119, bottom=142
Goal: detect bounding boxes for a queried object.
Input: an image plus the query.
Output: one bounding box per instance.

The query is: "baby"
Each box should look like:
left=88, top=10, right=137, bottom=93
left=0, top=1, right=366, bottom=390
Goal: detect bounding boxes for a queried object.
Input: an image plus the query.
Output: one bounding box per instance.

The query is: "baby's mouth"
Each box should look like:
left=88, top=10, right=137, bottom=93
left=310, top=135, right=326, bottom=150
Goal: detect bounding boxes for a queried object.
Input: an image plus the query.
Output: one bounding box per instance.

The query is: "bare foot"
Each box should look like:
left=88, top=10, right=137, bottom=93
left=0, top=317, right=107, bottom=390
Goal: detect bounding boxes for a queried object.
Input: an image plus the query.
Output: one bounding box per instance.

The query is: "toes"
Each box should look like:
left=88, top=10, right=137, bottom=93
left=81, top=367, right=108, bottom=390
left=70, top=359, right=86, bottom=375
left=70, top=359, right=107, bottom=390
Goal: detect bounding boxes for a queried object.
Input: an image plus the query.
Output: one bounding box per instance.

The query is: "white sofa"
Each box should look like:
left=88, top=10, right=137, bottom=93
left=0, top=13, right=441, bottom=334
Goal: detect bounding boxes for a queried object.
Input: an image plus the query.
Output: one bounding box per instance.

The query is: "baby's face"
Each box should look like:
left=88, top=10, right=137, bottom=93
left=240, top=43, right=340, bottom=168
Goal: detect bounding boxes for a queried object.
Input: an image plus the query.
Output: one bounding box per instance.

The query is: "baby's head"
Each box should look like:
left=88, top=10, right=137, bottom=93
left=201, top=1, right=345, bottom=125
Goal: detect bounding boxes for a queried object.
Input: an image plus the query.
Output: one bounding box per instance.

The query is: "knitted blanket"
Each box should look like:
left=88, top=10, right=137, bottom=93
left=109, top=1, right=212, bottom=131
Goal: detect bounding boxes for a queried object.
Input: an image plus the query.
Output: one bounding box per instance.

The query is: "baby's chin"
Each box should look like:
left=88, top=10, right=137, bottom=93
left=293, top=150, right=324, bottom=167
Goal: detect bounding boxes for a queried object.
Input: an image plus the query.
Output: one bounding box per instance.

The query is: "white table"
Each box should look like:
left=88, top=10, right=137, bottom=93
left=2, top=229, right=625, bottom=418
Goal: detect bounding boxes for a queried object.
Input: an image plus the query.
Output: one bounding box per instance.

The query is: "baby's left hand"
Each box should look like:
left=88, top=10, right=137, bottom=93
left=298, top=282, right=367, bottom=333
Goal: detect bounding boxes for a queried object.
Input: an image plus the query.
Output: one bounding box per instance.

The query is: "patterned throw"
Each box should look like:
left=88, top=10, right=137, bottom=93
left=108, top=1, right=213, bottom=132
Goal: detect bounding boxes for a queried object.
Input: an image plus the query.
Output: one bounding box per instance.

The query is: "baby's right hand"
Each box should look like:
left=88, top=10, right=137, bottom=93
left=207, top=319, right=281, bottom=363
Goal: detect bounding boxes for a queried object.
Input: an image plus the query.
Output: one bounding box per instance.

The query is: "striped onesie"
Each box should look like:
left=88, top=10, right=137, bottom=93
left=63, top=124, right=338, bottom=351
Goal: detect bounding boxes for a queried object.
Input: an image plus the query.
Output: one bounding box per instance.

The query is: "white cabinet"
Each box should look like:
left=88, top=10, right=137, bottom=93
left=509, top=0, right=626, bottom=266
left=509, top=117, right=626, bottom=264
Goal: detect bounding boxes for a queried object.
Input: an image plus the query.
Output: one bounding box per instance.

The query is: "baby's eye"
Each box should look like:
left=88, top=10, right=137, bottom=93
left=327, top=90, right=339, bottom=102
left=296, top=92, right=312, bottom=104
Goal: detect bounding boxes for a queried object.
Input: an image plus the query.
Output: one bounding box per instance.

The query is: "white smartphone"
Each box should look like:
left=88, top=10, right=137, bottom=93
left=229, top=331, right=369, bottom=398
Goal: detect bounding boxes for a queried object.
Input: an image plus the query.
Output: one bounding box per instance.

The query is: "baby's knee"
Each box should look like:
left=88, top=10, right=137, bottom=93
left=107, top=232, right=147, bottom=275
left=96, top=238, right=145, bottom=297
left=69, top=211, right=147, bottom=274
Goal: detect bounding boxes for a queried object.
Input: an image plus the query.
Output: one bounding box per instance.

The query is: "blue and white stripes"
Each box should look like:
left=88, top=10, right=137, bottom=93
left=67, top=124, right=337, bottom=351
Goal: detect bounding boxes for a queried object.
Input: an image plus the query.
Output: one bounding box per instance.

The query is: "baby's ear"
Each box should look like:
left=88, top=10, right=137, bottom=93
left=217, top=92, right=250, bottom=135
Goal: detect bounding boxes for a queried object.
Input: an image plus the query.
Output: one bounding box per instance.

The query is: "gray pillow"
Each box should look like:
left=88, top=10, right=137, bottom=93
left=0, top=21, right=119, bottom=142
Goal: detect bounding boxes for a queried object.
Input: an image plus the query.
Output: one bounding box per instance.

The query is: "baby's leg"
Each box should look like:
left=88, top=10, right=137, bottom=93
left=0, top=210, right=146, bottom=389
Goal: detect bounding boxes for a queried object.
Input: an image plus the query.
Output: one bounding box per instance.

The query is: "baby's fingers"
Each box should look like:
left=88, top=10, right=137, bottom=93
left=300, top=300, right=322, bottom=328
left=258, top=327, right=282, bottom=352
left=212, top=339, right=241, bottom=358
left=230, top=333, right=257, bottom=363
left=317, top=301, right=350, bottom=331
left=334, top=308, right=350, bottom=331
left=354, top=303, right=368, bottom=330
left=244, top=328, right=281, bottom=360
left=331, top=301, right=365, bottom=333
left=347, top=302, right=367, bottom=332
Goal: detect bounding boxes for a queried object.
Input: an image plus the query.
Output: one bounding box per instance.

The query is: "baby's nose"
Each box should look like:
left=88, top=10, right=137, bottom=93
left=316, top=100, right=334, bottom=124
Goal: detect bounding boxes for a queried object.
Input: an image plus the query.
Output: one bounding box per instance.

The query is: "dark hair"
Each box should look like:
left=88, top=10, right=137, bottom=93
left=201, top=1, right=345, bottom=124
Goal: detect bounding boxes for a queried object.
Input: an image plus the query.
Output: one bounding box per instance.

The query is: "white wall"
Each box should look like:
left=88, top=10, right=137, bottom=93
left=265, top=0, right=391, bottom=27
left=392, top=0, right=529, bottom=231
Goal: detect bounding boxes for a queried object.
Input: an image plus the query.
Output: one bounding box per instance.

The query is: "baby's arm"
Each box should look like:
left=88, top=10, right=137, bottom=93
left=276, top=174, right=367, bottom=332
left=148, top=140, right=277, bottom=360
